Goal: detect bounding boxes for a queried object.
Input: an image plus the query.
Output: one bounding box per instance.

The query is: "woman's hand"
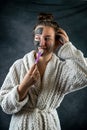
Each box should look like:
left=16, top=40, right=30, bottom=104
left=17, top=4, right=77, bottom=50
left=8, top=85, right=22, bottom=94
left=17, top=64, right=40, bottom=101
left=55, top=28, right=69, bottom=47
left=23, top=64, right=40, bottom=87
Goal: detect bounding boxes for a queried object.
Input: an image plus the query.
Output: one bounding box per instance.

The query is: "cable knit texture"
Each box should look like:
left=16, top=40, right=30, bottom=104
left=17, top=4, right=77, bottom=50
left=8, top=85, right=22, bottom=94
left=0, top=42, right=87, bottom=130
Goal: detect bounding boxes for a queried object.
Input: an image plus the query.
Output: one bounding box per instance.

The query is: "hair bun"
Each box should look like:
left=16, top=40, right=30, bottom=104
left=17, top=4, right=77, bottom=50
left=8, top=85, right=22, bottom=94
left=38, top=13, right=54, bottom=21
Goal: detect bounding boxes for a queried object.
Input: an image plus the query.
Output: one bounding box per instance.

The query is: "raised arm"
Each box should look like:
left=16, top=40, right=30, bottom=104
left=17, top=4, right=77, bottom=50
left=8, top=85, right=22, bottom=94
left=56, top=28, right=87, bottom=94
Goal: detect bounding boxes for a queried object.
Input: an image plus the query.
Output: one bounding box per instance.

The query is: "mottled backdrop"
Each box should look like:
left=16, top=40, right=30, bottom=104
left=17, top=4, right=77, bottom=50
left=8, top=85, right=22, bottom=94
left=0, top=0, right=87, bottom=130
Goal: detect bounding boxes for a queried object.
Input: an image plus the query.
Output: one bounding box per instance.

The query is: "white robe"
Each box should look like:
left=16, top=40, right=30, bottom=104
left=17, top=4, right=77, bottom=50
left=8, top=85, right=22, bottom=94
left=0, top=42, right=87, bottom=130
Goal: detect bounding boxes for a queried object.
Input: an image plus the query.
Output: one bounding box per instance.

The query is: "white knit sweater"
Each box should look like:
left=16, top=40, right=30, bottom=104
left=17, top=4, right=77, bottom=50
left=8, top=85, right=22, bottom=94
left=0, top=42, right=87, bottom=130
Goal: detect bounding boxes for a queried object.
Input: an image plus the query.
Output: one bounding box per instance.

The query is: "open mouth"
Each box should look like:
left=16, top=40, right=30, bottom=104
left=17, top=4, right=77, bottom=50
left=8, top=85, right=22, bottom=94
left=38, top=48, right=47, bottom=54
left=38, top=47, right=47, bottom=51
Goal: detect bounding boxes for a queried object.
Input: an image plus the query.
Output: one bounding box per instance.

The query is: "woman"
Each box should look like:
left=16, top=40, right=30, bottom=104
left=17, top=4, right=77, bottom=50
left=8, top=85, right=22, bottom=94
left=0, top=13, right=87, bottom=130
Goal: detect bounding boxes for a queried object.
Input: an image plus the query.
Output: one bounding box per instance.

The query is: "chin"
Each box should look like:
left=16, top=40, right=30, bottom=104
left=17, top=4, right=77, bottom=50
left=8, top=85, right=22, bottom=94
left=43, top=51, right=52, bottom=56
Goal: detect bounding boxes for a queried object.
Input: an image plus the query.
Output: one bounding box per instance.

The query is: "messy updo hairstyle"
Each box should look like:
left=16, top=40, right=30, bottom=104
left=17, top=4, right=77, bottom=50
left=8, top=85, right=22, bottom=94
left=33, top=13, right=60, bottom=41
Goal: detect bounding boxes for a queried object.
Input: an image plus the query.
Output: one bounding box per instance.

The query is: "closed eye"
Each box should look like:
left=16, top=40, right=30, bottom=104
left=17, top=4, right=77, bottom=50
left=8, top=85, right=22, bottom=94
left=45, top=37, right=52, bottom=41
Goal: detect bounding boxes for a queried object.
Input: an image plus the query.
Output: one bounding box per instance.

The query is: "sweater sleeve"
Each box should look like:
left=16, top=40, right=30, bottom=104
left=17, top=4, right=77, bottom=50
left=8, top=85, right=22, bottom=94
left=0, top=60, right=29, bottom=114
left=57, top=41, right=87, bottom=94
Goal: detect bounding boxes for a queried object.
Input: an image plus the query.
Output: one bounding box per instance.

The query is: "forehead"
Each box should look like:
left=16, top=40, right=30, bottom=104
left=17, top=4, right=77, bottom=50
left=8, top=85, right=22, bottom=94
left=34, top=25, right=55, bottom=36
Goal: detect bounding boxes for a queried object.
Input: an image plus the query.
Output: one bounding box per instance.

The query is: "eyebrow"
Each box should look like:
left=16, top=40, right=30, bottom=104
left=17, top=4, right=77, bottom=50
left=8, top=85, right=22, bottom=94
left=45, top=35, right=51, bottom=37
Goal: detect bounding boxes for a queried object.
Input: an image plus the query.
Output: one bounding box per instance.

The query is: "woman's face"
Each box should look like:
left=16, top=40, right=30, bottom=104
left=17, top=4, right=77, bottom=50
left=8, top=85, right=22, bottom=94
left=34, top=25, right=56, bottom=55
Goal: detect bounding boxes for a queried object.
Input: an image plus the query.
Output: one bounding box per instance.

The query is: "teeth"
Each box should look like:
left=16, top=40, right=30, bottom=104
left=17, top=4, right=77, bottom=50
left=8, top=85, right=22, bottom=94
left=39, top=49, right=44, bottom=55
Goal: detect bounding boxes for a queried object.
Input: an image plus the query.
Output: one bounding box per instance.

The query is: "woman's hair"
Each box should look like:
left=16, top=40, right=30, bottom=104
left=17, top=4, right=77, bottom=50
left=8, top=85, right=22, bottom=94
left=33, top=13, right=60, bottom=38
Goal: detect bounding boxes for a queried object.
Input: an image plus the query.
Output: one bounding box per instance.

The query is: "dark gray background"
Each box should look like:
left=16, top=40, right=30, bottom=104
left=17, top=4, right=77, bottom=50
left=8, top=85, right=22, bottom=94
left=0, top=0, right=87, bottom=130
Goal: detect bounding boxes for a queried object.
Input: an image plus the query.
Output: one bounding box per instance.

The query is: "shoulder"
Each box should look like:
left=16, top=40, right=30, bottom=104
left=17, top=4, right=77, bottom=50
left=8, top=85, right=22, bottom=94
left=10, top=50, right=35, bottom=72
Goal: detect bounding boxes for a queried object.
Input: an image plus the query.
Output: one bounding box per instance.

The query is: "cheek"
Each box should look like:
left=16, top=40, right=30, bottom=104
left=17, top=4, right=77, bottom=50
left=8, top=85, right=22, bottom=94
left=34, top=40, right=40, bottom=47
left=47, top=42, right=54, bottom=48
left=47, top=42, right=55, bottom=51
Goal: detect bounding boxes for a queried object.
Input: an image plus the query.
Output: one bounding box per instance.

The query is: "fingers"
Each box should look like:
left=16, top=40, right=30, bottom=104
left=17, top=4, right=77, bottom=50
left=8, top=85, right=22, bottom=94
left=57, top=28, right=68, bottom=37
left=29, top=64, right=36, bottom=75
left=32, top=65, right=39, bottom=76
left=56, top=28, right=69, bottom=45
left=20, top=64, right=40, bottom=88
left=29, top=64, right=40, bottom=84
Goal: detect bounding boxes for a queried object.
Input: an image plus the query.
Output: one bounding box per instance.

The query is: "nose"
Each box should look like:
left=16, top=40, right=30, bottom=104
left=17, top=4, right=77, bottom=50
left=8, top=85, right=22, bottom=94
left=40, top=36, right=46, bottom=47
